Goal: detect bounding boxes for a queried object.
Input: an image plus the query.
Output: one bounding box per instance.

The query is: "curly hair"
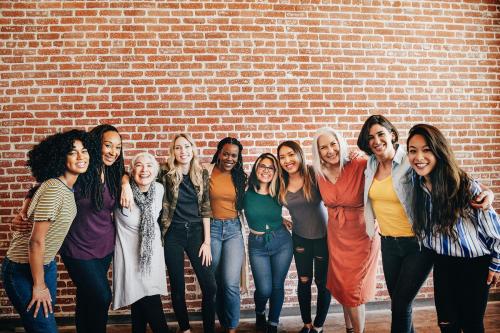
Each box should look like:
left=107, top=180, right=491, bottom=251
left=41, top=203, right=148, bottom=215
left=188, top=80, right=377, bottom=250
left=77, top=124, right=124, bottom=211
left=248, top=153, right=281, bottom=198
left=27, top=130, right=91, bottom=183
left=210, top=137, right=248, bottom=211
left=407, top=124, right=473, bottom=241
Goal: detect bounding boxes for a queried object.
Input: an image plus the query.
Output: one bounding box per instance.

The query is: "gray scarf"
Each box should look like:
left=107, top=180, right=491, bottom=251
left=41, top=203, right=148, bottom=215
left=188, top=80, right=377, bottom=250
left=130, top=179, right=156, bottom=275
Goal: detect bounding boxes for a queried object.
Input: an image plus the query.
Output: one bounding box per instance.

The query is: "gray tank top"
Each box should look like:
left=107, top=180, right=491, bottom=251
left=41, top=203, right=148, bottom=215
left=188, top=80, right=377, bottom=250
left=285, top=183, right=327, bottom=239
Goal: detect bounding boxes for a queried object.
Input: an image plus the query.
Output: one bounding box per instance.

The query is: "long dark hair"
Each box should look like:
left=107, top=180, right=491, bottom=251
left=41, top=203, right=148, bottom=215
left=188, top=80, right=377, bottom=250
left=77, top=124, right=124, bottom=211
left=210, top=137, right=247, bottom=211
left=276, top=141, right=314, bottom=205
left=407, top=124, right=473, bottom=240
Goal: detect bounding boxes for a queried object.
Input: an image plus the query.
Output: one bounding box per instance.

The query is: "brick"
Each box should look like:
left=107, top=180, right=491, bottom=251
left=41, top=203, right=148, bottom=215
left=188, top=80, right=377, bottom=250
left=0, top=0, right=499, bottom=319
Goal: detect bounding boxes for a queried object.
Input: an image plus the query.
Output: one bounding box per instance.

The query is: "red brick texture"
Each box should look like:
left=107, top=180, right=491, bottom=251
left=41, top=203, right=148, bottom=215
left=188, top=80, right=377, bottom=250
left=0, top=0, right=498, bottom=319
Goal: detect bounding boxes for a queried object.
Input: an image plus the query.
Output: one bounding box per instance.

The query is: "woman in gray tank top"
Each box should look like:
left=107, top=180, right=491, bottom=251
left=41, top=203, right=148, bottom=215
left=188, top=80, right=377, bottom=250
left=277, top=141, right=331, bottom=333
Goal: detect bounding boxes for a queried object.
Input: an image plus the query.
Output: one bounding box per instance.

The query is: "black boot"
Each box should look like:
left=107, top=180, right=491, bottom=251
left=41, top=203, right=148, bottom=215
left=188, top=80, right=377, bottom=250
left=256, top=313, right=267, bottom=331
left=266, top=324, right=278, bottom=333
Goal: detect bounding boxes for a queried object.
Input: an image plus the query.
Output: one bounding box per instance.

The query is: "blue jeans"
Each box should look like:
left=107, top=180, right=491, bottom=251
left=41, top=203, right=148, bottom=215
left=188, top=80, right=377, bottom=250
left=60, top=253, right=113, bottom=333
left=381, top=236, right=434, bottom=333
left=248, top=226, right=293, bottom=327
left=2, top=257, right=58, bottom=333
left=210, top=218, right=245, bottom=329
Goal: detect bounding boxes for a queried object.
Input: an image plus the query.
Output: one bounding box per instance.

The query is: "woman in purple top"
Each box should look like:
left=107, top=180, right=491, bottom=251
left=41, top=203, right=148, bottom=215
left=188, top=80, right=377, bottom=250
left=14, top=124, right=126, bottom=333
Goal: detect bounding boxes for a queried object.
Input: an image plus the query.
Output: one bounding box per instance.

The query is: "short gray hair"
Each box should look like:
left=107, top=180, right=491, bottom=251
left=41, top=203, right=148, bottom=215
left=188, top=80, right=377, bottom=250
left=130, top=152, right=160, bottom=179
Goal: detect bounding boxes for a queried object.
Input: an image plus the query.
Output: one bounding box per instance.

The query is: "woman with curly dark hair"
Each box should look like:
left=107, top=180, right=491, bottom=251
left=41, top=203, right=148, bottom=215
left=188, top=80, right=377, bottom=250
left=13, top=124, right=130, bottom=333
left=407, top=124, right=499, bottom=333
left=2, top=130, right=90, bottom=333
left=206, top=137, right=248, bottom=333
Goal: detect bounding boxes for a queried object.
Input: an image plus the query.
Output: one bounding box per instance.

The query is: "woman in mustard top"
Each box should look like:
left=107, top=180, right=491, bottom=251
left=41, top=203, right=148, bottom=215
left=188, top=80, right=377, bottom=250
left=208, top=137, right=248, bottom=333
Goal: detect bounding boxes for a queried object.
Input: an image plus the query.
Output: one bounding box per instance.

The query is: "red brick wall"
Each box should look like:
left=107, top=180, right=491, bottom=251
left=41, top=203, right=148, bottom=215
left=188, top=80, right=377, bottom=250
left=1, top=0, right=498, bottom=319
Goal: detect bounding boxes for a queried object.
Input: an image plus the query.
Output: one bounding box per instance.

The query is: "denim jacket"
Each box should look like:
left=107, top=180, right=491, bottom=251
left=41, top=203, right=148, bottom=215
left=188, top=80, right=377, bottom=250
left=159, top=164, right=212, bottom=241
left=363, top=145, right=414, bottom=238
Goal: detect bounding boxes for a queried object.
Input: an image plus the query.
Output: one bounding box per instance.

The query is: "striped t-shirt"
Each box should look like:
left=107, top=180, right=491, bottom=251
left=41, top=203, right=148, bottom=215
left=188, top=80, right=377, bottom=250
left=7, top=178, right=77, bottom=264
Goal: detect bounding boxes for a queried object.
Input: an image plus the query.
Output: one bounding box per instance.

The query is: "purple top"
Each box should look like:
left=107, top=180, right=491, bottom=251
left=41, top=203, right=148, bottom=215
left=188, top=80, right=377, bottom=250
left=59, top=183, right=116, bottom=260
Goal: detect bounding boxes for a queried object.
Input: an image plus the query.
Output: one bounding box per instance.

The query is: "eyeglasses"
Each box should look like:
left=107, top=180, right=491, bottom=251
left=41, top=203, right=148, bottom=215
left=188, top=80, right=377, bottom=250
left=257, top=164, right=275, bottom=173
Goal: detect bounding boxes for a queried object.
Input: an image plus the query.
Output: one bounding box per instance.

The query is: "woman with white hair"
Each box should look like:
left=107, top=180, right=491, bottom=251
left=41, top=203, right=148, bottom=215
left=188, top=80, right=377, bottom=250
left=311, top=128, right=380, bottom=333
left=112, top=152, right=169, bottom=333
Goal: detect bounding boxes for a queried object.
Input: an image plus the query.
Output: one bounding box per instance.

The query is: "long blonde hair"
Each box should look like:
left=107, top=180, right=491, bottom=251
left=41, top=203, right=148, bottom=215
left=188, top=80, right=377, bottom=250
left=166, top=133, right=204, bottom=190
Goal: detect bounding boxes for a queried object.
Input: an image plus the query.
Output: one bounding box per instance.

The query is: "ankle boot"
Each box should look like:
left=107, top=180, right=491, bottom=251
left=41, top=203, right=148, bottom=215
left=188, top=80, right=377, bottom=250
left=256, top=313, right=266, bottom=330
left=266, top=324, right=277, bottom=333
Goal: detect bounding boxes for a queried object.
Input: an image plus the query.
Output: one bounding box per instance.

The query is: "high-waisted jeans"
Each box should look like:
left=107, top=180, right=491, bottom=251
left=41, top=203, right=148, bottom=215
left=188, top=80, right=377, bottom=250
left=248, top=226, right=293, bottom=327
left=210, top=217, right=245, bottom=329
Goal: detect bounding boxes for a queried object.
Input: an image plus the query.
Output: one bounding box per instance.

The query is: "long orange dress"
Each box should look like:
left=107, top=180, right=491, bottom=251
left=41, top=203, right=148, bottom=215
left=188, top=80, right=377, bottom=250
left=317, top=157, right=380, bottom=307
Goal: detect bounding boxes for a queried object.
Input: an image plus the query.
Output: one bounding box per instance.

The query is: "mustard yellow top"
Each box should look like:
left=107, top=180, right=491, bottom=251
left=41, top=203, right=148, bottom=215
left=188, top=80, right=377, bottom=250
left=368, top=176, right=414, bottom=237
left=209, top=166, right=238, bottom=220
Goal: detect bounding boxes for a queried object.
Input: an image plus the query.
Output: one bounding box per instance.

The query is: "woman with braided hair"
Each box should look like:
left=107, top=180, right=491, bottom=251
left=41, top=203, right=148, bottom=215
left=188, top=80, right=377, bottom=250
left=207, top=137, right=248, bottom=333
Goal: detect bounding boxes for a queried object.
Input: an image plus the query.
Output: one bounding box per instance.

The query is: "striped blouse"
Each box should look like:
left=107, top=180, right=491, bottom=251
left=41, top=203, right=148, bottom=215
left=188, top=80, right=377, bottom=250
left=7, top=178, right=77, bottom=264
left=418, top=176, right=500, bottom=272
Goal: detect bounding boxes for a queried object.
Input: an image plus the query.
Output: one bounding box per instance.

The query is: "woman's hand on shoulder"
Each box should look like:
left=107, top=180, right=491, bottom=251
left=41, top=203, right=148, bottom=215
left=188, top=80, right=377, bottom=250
left=120, top=181, right=133, bottom=209
left=470, top=189, right=494, bottom=210
left=348, top=150, right=366, bottom=161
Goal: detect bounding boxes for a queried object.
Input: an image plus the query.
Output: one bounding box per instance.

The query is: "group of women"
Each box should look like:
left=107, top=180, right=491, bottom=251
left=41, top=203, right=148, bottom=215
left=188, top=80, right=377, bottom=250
left=2, top=115, right=499, bottom=333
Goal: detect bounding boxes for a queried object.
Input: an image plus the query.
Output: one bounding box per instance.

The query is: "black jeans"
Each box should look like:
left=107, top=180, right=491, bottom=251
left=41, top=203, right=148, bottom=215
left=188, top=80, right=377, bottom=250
left=292, top=233, right=331, bottom=328
left=164, top=223, right=216, bottom=333
left=60, top=253, right=113, bottom=333
left=381, top=236, right=433, bottom=333
left=433, top=253, right=490, bottom=333
left=131, top=295, right=169, bottom=333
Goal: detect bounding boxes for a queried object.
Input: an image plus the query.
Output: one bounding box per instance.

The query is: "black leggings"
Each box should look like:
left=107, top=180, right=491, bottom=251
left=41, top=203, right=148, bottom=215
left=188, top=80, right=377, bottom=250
left=131, top=295, right=169, bottom=333
left=433, top=253, right=491, bottom=333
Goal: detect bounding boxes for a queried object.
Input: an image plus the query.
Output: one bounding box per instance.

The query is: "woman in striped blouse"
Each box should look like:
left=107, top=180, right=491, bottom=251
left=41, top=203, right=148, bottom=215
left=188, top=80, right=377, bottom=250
left=2, top=130, right=90, bottom=333
left=407, top=123, right=499, bottom=333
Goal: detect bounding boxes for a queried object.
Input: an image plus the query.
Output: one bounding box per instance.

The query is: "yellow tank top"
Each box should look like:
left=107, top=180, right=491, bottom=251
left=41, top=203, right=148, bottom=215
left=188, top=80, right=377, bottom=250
left=368, top=176, right=414, bottom=237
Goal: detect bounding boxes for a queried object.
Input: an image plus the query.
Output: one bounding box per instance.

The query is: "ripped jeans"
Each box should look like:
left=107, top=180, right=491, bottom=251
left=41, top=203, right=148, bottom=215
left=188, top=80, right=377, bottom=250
left=292, top=233, right=331, bottom=328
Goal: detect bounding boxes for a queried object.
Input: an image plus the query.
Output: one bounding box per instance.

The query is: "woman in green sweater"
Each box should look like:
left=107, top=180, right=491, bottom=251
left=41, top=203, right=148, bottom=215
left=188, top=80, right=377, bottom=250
left=244, top=153, right=293, bottom=333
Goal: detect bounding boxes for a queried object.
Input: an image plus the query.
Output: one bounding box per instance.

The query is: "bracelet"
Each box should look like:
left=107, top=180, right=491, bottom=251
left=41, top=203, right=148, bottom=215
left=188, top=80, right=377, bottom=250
left=33, top=287, right=49, bottom=294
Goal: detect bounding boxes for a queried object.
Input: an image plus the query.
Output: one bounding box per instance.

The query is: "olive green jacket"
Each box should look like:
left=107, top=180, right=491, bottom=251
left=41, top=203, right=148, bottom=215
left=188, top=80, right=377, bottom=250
left=159, top=164, right=211, bottom=242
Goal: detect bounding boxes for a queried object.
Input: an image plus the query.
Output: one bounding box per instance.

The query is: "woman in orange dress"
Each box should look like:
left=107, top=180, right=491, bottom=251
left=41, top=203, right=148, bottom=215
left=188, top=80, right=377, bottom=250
left=311, top=127, right=380, bottom=333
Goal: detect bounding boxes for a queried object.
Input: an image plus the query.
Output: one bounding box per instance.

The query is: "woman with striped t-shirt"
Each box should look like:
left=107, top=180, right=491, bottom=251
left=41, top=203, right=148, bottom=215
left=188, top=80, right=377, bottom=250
left=407, top=124, right=499, bottom=333
left=2, top=130, right=90, bottom=333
